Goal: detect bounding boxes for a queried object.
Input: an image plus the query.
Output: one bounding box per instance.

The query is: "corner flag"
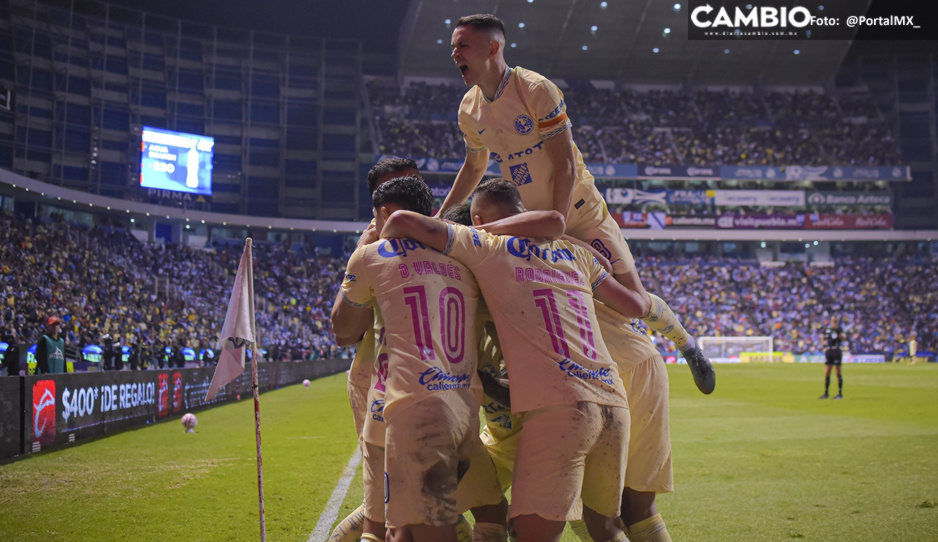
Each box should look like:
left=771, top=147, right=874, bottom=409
left=206, top=238, right=256, bottom=401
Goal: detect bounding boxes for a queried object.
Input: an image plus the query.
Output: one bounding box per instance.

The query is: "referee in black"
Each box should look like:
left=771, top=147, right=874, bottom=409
left=820, top=319, right=845, bottom=399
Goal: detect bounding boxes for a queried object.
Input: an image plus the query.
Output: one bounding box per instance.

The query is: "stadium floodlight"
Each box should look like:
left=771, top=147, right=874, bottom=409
left=653, top=47, right=660, bottom=53
left=591, top=25, right=598, bottom=32
left=663, top=27, right=671, bottom=35
left=518, top=22, right=525, bottom=28
left=724, top=48, right=731, bottom=54
left=444, top=18, right=451, bottom=25
left=600, top=1, right=608, bottom=8
left=582, top=45, right=589, bottom=51
left=511, top=42, right=517, bottom=48
left=673, top=3, right=681, bottom=11
left=794, top=49, right=801, bottom=55
left=436, top=39, right=442, bottom=44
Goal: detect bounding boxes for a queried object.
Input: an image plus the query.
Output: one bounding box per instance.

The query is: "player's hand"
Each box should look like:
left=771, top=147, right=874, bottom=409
left=357, top=223, right=378, bottom=247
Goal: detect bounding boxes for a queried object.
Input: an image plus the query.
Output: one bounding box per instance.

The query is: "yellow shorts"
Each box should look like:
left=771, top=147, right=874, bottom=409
left=510, top=402, right=629, bottom=522
left=384, top=392, right=500, bottom=528
left=566, top=185, right=635, bottom=276
left=361, top=441, right=386, bottom=523
left=622, top=355, right=673, bottom=494
left=481, top=418, right=523, bottom=492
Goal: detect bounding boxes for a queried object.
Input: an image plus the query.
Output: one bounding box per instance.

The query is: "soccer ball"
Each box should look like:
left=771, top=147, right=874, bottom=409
left=181, top=413, right=197, bottom=432
left=302, top=379, right=311, bottom=388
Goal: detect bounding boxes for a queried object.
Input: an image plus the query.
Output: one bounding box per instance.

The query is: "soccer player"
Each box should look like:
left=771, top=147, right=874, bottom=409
left=441, top=13, right=715, bottom=395
left=332, top=176, right=503, bottom=542
left=444, top=185, right=674, bottom=542
left=383, top=179, right=652, bottom=542
left=820, top=319, right=845, bottom=400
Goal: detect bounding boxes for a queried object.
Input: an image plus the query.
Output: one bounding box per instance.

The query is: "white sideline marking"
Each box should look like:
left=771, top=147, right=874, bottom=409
left=308, top=447, right=362, bottom=542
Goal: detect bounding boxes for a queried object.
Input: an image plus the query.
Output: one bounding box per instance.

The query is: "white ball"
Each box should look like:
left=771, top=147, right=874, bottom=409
left=302, top=379, right=311, bottom=388
left=181, top=413, right=198, bottom=432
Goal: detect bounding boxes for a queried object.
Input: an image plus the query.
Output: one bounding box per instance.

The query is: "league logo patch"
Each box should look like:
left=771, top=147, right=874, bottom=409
left=514, top=114, right=534, bottom=135
left=509, top=163, right=533, bottom=187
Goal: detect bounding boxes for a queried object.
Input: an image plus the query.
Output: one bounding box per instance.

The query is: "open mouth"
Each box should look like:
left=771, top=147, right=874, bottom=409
left=459, top=65, right=468, bottom=75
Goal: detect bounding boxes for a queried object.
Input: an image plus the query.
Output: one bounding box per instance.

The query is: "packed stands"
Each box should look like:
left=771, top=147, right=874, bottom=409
left=2, top=208, right=933, bottom=368
left=369, top=81, right=903, bottom=167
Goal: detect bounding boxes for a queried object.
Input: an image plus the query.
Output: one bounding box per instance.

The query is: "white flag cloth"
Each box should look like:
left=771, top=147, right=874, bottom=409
left=206, top=239, right=256, bottom=401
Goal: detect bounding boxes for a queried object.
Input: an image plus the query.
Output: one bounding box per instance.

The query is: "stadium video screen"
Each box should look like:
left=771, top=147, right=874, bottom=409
left=140, top=126, right=214, bottom=196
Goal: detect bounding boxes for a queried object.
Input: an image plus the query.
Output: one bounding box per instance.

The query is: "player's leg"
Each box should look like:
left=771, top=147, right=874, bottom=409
left=834, top=357, right=843, bottom=399
left=566, top=205, right=714, bottom=394
left=331, top=381, right=374, bottom=542
left=510, top=404, right=601, bottom=542
left=820, top=362, right=832, bottom=398
left=580, top=404, right=629, bottom=542
left=456, top=415, right=509, bottom=542
left=621, top=490, right=671, bottom=542
left=361, top=442, right=388, bottom=541
left=385, top=395, right=474, bottom=542
left=329, top=504, right=367, bottom=542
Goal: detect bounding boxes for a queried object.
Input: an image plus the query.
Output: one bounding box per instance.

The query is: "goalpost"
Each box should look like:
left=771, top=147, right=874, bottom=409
left=699, top=336, right=774, bottom=363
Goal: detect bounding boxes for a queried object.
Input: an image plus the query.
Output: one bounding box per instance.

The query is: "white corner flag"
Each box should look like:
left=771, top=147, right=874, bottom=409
left=206, top=238, right=257, bottom=401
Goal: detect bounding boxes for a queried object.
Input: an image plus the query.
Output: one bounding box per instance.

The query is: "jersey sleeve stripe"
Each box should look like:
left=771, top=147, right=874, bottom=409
left=591, top=271, right=610, bottom=291
left=443, top=223, right=456, bottom=255
left=341, top=291, right=373, bottom=309
left=538, top=113, right=569, bottom=130
left=541, top=123, right=572, bottom=141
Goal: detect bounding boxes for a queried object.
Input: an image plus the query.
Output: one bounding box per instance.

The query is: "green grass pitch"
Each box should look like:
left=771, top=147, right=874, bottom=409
left=2, top=364, right=937, bottom=541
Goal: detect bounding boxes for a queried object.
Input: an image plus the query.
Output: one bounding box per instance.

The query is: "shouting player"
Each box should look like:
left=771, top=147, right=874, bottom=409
left=441, top=13, right=715, bottom=395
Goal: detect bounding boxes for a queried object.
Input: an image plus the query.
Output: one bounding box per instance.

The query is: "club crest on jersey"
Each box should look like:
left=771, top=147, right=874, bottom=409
left=514, top=114, right=534, bottom=135
left=509, top=163, right=533, bottom=186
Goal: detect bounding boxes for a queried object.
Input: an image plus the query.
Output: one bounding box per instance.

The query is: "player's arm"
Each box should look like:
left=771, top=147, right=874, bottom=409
left=562, top=234, right=613, bottom=273
left=476, top=210, right=566, bottom=240
left=542, top=128, right=577, bottom=221
left=438, top=147, right=490, bottom=217
left=331, top=292, right=373, bottom=342
left=591, top=270, right=648, bottom=319
left=330, top=248, right=375, bottom=341
left=381, top=210, right=450, bottom=252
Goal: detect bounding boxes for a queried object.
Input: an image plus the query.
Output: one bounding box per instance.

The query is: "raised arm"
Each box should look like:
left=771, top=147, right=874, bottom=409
left=476, top=210, right=566, bottom=240
left=437, top=148, right=490, bottom=217
left=381, top=210, right=450, bottom=253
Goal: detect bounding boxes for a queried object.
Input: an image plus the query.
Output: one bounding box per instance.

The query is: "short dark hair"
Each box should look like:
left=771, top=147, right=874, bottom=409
left=367, top=157, right=420, bottom=195
left=456, top=14, right=506, bottom=39
left=473, top=178, right=522, bottom=208
left=372, top=175, right=433, bottom=217
left=441, top=202, right=473, bottom=226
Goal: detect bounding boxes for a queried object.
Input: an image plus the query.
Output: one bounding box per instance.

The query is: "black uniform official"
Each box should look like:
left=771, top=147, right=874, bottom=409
left=820, top=323, right=845, bottom=399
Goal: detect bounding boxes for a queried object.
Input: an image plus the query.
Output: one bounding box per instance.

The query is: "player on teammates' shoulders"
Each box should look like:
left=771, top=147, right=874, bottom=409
left=441, top=13, right=715, bottom=395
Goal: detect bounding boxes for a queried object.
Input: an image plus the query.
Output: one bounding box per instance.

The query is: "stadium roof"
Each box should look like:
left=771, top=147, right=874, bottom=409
left=397, top=0, right=866, bottom=86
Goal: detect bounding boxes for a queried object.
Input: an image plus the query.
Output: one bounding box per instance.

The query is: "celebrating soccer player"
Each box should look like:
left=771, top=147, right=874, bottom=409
left=441, top=13, right=715, bottom=395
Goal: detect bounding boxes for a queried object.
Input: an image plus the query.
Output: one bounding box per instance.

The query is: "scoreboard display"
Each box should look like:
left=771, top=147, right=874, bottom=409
left=140, top=126, right=214, bottom=196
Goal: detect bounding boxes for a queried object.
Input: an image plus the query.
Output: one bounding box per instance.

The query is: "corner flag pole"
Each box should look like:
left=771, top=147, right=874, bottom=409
left=252, top=347, right=267, bottom=542
left=204, top=238, right=266, bottom=541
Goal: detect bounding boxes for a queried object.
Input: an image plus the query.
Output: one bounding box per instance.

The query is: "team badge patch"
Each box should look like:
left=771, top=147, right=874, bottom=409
left=509, top=163, right=533, bottom=186
left=514, top=114, right=534, bottom=135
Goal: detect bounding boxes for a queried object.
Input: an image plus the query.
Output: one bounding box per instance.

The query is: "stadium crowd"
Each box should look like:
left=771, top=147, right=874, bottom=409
left=642, top=254, right=936, bottom=358
left=369, top=82, right=903, bottom=167
left=2, top=207, right=934, bottom=374
left=0, top=209, right=352, bottom=371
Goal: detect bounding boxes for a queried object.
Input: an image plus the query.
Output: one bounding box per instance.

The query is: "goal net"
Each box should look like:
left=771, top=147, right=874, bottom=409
left=698, top=336, right=774, bottom=363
